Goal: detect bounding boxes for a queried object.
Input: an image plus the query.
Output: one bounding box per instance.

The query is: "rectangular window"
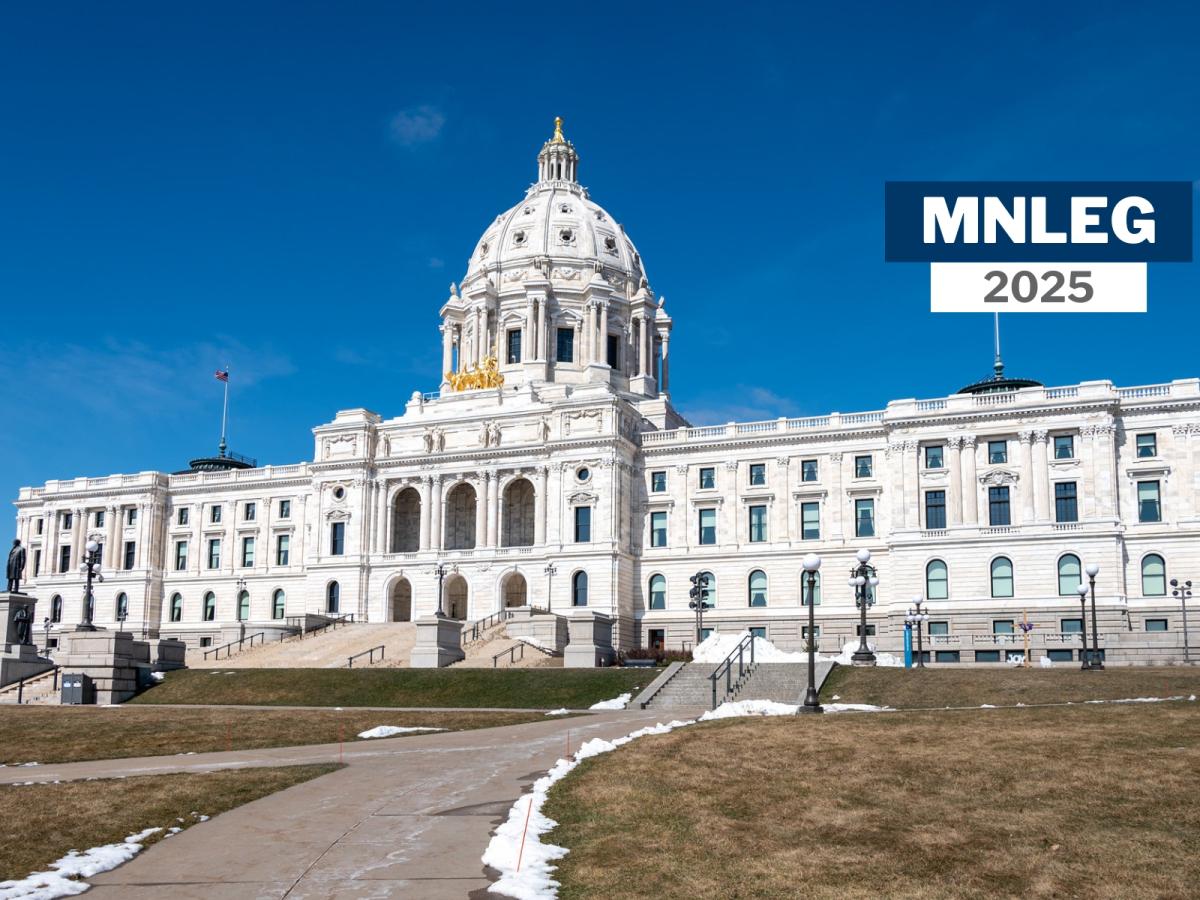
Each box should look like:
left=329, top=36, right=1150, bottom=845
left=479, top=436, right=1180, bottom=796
left=506, top=329, right=522, bottom=364
left=330, top=522, right=345, bottom=556
left=749, top=626, right=767, bottom=639
left=1053, top=435, right=1075, bottom=459
left=975, top=650, right=1001, bottom=663
left=606, top=334, right=620, bottom=368
left=1046, top=649, right=1074, bottom=662
left=935, top=650, right=961, bottom=663
left=199, top=637, right=213, bottom=648
left=924, top=445, right=944, bottom=469
left=244, top=502, right=256, bottom=521
left=801, top=502, right=820, bottom=540
left=94, top=510, right=105, bottom=528
left=178, top=507, right=189, bottom=526
left=1136, top=433, right=1157, bottom=458
left=1060, top=617, right=1083, bottom=633
left=988, top=440, right=1008, bottom=464
left=123, top=541, right=135, bottom=570
left=36, top=518, right=43, bottom=535
left=854, top=455, right=873, bottom=478
left=556, top=327, right=574, bottom=363
left=126, top=507, right=137, bottom=526
left=698, top=467, right=715, bottom=490
left=856, top=624, right=877, bottom=637
left=928, top=621, right=949, bottom=636
left=62, top=512, right=72, bottom=530
left=749, top=463, right=766, bottom=486
left=276, top=534, right=290, bottom=566
left=574, top=506, right=592, bottom=542
left=174, top=541, right=187, bottom=571
left=801, top=625, right=820, bottom=639
left=992, top=620, right=1015, bottom=634
left=242, top=536, right=255, bottom=567
left=801, top=459, right=818, bottom=482
left=925, top=490, right=946, bottom=529
left=698, top=508, right=717, bottom=545
left=988, top=486, right=1011, bottom=526
left=1145, top=618, right=1169, bottom=632
left=854, top=499, right=875, bottom=537
left=1137, top=480, right=1161, bottom=522
left=211, top=505, right=222, bottom=524
left=748, top=505, right=767, bottom=542
left=1051, top=481, right=1077, bottom=523
left=59, top=545, right=71, bottom=573
left=279, top=499, right=291, bottom=519
left=651, top=471, right=667, bottom=493
left=33, top=549, right=41, bottom=576
left=650, top=511, right=667, bottom=547
left=207, top=539, right=221, bottom=569
left=648, top=628, right=665, bottom=647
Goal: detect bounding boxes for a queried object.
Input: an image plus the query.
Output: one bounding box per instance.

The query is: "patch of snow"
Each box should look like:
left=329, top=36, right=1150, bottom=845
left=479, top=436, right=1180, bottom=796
left=1190, top=695, right=1197, bottom=702
left=517, top=636, right=554, bottom=653
left=18, top=763, right=38, bottom=768
left=588, top=693, right=631, bottom=711
left=823, top=703, right=891, bottom=714
left=980, top=704, right=996, bottom=708
left=149, top=672, right=165, bottom=683
left=544, top=709, right=570, bottom=717
left=830, top=695, right=840, bottom=701
left=818, top=641, right=903, bottom=667
left=357, top=726, right=447, bottom=739
left=693, top=630, right=806, bottom=664
left=700, top=700, right=798, bottom=719
left=0, top=826, right=161, bottom=899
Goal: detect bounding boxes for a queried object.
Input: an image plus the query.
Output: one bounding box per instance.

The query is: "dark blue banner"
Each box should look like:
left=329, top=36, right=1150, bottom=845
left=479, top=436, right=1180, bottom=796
left=885, top=181, right=1193, bottom=262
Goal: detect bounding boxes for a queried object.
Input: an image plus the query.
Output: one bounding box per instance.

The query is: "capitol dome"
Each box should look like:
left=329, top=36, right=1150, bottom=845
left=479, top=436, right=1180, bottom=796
left=462, top=118, right=648, bottom=295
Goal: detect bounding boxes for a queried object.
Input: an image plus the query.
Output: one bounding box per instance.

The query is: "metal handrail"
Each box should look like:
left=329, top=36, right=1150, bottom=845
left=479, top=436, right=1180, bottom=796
left=284, top=613, right=357, bottom=642
left=462, top=609, right=513, bottom=647
left=202, top=632, right=266, bottom=660
left=3, top=666, right=61, bottom=704
left=709, top=633, right=756, bottom=709
left=348, top=644, right=386, bottom=668
left=493, top=643, right=525, bottom=668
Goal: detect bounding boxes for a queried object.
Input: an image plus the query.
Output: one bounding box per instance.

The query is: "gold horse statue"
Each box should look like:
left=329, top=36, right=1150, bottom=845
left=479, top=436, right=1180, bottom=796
left=445, top=355, right=505, bottom=392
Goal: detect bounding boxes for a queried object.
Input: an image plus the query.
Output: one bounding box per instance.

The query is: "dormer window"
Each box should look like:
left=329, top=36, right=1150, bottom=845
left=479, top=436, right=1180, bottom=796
left=559, top=203, right=573, bottom=213
left=513, top=231, right=527, bottom=246
left=559, top=228, right=575, bottom=245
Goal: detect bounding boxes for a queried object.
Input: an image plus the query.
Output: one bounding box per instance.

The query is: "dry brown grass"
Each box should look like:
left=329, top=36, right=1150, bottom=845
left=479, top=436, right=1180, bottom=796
left=0, top=764, right=336, bottom=883
left=0, top=706, right=557, bottom=765
left=545, top=702, right=1200, bottom=899
left=820, top=664, right=1200, bottom=709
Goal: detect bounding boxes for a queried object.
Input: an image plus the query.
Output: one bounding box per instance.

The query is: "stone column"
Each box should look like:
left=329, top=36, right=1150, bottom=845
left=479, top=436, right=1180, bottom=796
left=573, top=319, right=583, bottom=367
left=70, top=508, right=83, bottom=572
left=904, top=441, right=920, bottom=529
left=475, top=474, right=490, bottom=548
left=644, top=318, right=654, bottom=376
left=526, top=301, right=536, bottom=363
left=829, top=452, right=844, bottom=539
left=106, top=505, right=120, bottom=571
left=224, top=501, right=236, bottom=573
left=375, top=483, right=388, bottom=553
left=1094, top=423, right=1118, bottom=520
left=1018, top=431, right=1035, bottom=526
left=488, top=473, right=500, bottom=547
left=947, top=437, right=963, bottom=525
left=1174, top=424, right=1195, bottom=520
left=429, top=477, right=443, bottom=551
left=534, top=466, right=548, bottom=545
left=635, top=317, right=645, bottom=375
left=660, top=333, right=670, bottom=393
left=191, top=504, right=202, bottom=575
left=1032, top=431, right=1050, bottom=522
left=440, top=324, right=452, bottom=377
left=774, top=457, right=790, bottom=542
left=961, top=436, right=978, bottom=525
left=1081, top=426, right=1098, bottom=520
left=887, top=443, right=904, bottom=534
left=536, top=300, right=546, bottom=360
left=418, top=477, right=432, bottom=551
left=600, top=303, right=609, bottom=366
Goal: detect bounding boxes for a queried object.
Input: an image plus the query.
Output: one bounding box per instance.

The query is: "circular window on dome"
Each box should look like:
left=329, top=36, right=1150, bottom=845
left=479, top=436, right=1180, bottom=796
left=594, top=210, right=606, bottom=221
left=559, top=228, right=575, bottom=245
left=332, top=485, right=346, bottom=501
left=559, top=203, right=573, bottom=214
left=576, top=466, right=591, bottom=483
left=513, top=231, right=527, bottom=246
left=523, top=205, right=534, bottom=215
left=603, top=236, right=617, bottom=253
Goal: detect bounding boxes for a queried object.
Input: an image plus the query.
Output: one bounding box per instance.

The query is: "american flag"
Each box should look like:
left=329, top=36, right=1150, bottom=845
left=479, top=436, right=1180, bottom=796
left=214, top=369, right=230, bottom=382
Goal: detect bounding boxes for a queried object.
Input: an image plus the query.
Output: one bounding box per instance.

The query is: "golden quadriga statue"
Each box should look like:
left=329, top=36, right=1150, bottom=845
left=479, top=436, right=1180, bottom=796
left=445, top=355, right=505, bottom=392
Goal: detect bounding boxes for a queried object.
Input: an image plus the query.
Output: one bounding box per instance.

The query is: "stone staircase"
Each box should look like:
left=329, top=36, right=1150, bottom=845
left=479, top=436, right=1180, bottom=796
left=0, top=667, right=62, bottom=705
left=645, top=661, right=834, bottom=709
left=454, top=635, right=562, bottom=669
left=190, top=623, right=418, bottom=669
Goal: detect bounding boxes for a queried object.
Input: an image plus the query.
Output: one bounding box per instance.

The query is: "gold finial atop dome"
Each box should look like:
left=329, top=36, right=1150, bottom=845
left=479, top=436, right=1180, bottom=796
left=551, top=116, right=565, bottom=143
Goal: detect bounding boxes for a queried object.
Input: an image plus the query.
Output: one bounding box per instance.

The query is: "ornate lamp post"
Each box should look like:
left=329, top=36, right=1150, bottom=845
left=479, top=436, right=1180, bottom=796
left=1170, top=578, right=1192, bottom=664
left=905, top=597, right=929, bottom=668
left=1085, top=562, right=1103, bottom=670
left=432, top=562, right=454, bottom=617
left=42, top=617, right=52, bottom=656
left=235, top=576, right=247, bottom=640
left=543, top=563, right=557, bottom=613
left=1075, top=583, right=1092, bottom=670
left=688, top=571, right=712, bottom=646
left=77, top=539, right=103, bottom=631
left=848, top=548, right=879, bottom=666
left=800, top=554, right=823, bottom=714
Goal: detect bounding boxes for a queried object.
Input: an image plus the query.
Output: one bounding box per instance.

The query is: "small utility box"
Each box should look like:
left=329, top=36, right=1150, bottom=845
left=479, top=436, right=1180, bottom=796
left=61, top=673, right=96, bottom=705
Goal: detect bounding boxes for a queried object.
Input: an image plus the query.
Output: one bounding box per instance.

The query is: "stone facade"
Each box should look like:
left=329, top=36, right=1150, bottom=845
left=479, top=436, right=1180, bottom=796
left=11, top=124, right=1200, bottom=665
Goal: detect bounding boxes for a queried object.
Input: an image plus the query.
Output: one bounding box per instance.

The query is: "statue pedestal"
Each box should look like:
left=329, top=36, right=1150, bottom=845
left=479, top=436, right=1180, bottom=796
left=1, top=593, right=54, bottom=687
left=56, top=630, right=148, bottom=704
left=564, top=610, right=615, bottom=668
left=409, top=615, right=466, bottom=668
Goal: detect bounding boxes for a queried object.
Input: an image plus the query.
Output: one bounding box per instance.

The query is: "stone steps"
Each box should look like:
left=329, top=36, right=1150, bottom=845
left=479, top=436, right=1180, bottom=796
left=645, top=661, right=834, bottom=709
left=192, top=623, right=418, bottom=669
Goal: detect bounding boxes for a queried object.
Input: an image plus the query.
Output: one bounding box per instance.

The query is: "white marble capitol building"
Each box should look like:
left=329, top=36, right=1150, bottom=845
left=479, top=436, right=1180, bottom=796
left=13, top=121, right=1200, bottom=664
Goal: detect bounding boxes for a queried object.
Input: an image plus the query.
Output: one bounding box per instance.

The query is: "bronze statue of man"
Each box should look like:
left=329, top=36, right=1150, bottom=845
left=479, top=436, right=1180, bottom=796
left=12, top=604, right=31, bottom=645
left=6, top=539, right=25, bottom=594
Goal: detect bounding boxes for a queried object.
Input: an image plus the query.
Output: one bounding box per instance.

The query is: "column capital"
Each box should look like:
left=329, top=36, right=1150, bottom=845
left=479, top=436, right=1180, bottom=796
left=961, top=434, right=978, bottom=448
left=947, top=436, right=963, bottom=449
left=1033, top=429, right=1049, bottom=443
left=1018, top=430, right=1034, bottom=444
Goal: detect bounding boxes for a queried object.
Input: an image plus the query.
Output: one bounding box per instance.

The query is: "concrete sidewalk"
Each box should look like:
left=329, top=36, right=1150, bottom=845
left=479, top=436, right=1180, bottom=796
left=51, top=708, right=702, bottom=898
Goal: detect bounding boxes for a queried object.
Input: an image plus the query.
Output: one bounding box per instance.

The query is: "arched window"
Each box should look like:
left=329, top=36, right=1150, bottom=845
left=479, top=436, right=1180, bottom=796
left=801, top=571, right=822, bottom=606
left=698, top=571, right=716, bottom=607
left=748, top=570, right=768, bottom=607
left=272, top=589, right=286, bottom=619
left=990, top=557, right=1014, bottom=598
left=203, top=591, right=216, bottom=622
left=327, top=581, right=340, bottom=614
left=115, top=592, right=129, bottom=621
left=572, top=571, right=588, bottom=607
left=648, top=575, right=666, bottom=610
left=1057, top=554, right=1081, bottom=596
left=925, top=560, right=948, bottom=600
left=237, top=590, right=250, bottom=621
left=51, top=595, right=62, bottom=623
left=169, top=593, right=183, bottom=623
left=1141, top=554, right=1166, bottom=596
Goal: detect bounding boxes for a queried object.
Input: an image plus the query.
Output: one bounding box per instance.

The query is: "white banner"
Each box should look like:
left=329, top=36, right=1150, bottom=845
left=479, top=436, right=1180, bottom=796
left=930, top=263, right=1146, bottom=312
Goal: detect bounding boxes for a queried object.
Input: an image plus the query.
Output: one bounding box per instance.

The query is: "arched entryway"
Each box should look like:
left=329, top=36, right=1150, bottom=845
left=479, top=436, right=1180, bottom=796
left=390, top=577, right=412, bottom=621
left=502, top=572, right=528, bottom=608
left=501, top=478, right=535, bottom=547
left=391, top=488, right=421, bottom=552
left=444, top=574, right=469, bottom=620
left=444, top=483, right=477, bottom=550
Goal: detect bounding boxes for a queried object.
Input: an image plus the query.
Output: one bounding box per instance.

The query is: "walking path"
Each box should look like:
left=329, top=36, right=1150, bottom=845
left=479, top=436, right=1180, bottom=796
left=13, top=708, right=700, bottom=898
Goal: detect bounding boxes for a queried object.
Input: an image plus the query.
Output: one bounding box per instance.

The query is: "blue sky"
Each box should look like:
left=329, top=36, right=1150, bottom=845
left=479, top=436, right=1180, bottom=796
left=2, top=1, right=1197, bottom=511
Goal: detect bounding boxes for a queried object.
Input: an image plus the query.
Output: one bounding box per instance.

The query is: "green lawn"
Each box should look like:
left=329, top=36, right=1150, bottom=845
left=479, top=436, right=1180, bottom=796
left=131, top=667, right=649, bottom=709
left=820, top=664, right=1200, bottom=708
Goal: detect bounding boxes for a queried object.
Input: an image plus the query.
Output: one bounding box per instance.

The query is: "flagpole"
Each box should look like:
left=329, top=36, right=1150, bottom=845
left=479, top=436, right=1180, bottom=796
left=219, top=368, right=229, bottom=458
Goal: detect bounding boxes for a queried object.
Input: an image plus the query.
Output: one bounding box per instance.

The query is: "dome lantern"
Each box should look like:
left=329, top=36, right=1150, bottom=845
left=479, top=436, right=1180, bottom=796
left=537, top=116, right=579, bottom=184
